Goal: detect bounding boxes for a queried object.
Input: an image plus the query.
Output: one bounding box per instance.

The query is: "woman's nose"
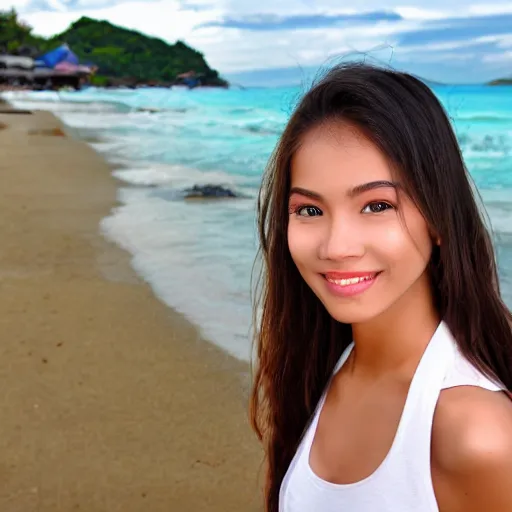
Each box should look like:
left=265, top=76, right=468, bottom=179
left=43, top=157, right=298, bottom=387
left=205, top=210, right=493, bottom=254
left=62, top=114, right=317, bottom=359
left=318, top=217, right=365, bottom=261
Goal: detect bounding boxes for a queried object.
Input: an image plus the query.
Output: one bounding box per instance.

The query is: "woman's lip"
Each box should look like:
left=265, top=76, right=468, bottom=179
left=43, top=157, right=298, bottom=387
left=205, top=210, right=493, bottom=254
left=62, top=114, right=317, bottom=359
left=323, top=272, right=381, bottom=298
left=324, top=271, right=379, bottom=279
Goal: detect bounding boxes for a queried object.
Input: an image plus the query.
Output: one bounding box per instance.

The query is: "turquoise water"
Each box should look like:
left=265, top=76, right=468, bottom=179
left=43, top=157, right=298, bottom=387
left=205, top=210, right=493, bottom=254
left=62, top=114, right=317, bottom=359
left=5, top=84, right=511, bottom=360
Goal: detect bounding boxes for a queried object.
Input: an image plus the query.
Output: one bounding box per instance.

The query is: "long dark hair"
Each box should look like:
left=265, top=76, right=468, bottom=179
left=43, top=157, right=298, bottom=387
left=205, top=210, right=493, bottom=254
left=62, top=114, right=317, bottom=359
left=250, top=62, right=512, bottom=512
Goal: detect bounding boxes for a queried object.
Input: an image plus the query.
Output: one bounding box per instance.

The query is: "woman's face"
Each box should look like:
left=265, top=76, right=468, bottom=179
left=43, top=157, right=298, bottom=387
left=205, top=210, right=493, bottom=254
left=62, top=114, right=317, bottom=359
left=287, top=121, right=435, bottom=325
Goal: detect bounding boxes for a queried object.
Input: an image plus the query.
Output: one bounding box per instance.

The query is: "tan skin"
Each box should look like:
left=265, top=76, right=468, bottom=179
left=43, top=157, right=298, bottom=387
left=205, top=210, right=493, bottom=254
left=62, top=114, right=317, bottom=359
left=287, top=121, right=512, bottom=511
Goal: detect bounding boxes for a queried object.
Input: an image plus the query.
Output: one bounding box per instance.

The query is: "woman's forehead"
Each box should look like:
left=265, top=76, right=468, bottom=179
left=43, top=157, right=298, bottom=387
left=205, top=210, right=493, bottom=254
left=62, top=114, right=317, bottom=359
left=290, top=123, right=394, bottom=190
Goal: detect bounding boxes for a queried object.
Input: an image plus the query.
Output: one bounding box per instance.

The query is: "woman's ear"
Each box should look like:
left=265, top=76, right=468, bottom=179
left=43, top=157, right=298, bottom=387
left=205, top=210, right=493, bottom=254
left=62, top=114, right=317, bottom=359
left=429, top=229, right=441, bottom=246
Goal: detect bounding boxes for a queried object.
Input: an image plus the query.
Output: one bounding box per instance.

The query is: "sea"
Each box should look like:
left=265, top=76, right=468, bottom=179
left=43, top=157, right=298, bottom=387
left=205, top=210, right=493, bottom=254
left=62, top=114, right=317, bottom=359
left=4, top=83, right=512, bottom=361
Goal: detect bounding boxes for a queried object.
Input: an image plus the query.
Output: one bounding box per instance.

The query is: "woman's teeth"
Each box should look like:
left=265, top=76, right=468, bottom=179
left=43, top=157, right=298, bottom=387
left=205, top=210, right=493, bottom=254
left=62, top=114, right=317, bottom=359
left=326, top=275, right=375, bottom=286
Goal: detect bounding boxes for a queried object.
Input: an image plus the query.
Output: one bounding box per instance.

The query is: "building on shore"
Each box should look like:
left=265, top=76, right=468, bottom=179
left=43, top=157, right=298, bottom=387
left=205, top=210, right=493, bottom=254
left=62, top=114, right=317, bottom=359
left=0, top=45, right=93, bottom=90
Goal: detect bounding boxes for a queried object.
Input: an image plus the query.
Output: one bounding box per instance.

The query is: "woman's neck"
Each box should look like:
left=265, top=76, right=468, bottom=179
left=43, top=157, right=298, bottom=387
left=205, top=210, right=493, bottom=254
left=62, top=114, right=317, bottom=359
left=350, top=272, right=440, bottom=379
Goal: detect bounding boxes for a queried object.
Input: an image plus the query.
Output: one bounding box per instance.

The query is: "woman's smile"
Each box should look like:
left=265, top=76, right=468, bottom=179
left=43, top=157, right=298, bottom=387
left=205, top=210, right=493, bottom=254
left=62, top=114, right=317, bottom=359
left=322, top=271, right=382, bottom=298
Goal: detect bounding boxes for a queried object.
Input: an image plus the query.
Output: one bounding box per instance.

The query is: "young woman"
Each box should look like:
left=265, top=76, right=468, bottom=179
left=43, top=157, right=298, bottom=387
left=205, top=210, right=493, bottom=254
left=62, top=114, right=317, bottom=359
left=250, top=63, right=512, bottom=512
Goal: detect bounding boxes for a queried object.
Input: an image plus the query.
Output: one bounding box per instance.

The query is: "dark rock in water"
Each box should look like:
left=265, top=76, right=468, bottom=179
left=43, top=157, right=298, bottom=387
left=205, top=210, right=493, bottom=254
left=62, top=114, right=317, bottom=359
left=183, top=184, right=240, bottom=199
left=136, top=107, right=161, bottom=113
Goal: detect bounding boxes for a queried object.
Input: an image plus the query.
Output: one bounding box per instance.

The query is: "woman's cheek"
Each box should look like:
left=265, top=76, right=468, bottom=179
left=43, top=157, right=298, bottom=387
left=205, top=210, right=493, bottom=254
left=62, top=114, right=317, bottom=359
left=288, top=224, right=316, bottom=264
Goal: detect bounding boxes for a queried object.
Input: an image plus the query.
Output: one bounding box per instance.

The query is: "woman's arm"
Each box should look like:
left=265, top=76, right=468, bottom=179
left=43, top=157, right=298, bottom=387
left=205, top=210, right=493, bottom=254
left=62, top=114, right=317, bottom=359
left=432, top=386, right=512, bottom=512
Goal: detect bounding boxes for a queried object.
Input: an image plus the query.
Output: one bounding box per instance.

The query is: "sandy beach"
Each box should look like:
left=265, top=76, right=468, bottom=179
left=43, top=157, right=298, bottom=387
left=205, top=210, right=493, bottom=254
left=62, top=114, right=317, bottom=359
left=0, top=101, right=263, bottom=511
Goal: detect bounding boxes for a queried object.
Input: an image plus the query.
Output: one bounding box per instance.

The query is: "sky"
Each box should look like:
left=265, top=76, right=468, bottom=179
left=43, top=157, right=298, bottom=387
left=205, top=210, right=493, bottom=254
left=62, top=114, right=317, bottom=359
left=3, top=0, right=512, bottom=86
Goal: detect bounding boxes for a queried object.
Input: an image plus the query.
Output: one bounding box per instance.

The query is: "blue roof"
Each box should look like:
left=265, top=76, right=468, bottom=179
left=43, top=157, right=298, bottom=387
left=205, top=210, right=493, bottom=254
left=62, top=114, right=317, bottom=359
left=40, top=44, right=79, bottom=68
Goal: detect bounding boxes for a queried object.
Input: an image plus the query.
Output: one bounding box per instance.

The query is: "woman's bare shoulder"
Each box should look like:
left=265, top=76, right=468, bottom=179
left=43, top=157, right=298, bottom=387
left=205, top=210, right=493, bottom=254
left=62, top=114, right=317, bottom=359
left=431, top=386, right=512, bottom=512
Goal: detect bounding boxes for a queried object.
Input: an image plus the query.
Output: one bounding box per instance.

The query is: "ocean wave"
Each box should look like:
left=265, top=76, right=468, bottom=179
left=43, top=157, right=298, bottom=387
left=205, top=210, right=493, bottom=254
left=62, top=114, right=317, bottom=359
left=481, top=190, right=512, bottom=235
left=242, top=122, right=283, bottom=135
left=1, top=90, right=189, bottom=116
left=488, top=212, right=512, bottom=236
left=228, top=107, right=255, bottom=114
left=191, top=115, right=284, bottom=137
left=100, top=187, right=257, bottom=361
left=458, top=133, right=511, bottom=156
left=2, top=91, right=132, bottom=114
left=112, top=161, right=241, bottom=189
left=90, top=137, right=134, bottom=154
left=480, top=188, right=512, bottom=204
left=454, top=113, right=512, bottom=123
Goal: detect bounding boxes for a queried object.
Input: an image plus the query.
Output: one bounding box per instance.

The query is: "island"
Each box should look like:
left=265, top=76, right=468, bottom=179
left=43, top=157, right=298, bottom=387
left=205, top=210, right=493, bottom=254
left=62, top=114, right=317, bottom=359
left=0, top=8, right=228, bottom=89
left=487, top=78, right=512, bottom=86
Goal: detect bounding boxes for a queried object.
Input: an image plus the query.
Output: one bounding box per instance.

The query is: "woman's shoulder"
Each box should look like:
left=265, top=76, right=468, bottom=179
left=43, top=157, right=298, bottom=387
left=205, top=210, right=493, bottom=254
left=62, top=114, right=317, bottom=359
left=431, top=386, right=512, bottom=511
left=442, top=331, right=505, bottom=391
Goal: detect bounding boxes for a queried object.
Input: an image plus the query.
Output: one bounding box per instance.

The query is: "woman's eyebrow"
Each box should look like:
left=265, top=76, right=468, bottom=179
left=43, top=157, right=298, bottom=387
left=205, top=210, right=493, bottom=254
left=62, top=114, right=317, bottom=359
left=289, top=187, right=323, bottom=201
left=289, top=181, right=398, bottom=201
left=348, top=180, right=399, bottom=197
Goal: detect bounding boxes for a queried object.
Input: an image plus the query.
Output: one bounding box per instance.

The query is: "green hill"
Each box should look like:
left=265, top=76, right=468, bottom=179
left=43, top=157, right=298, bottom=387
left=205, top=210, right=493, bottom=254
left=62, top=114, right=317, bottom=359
left=47, top=17, right=227, bottom=86
left=0, top=9, right=228, bottom=87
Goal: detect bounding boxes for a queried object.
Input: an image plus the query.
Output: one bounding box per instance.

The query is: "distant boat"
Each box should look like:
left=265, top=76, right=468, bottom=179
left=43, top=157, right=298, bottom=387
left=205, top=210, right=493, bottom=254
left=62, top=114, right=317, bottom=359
left=176, top=70, right=201, bottom=89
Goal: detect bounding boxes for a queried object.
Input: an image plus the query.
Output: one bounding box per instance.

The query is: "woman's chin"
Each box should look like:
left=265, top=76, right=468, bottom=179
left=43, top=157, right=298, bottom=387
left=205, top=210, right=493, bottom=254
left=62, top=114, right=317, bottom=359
left=323, top=301, right=389, bottom=326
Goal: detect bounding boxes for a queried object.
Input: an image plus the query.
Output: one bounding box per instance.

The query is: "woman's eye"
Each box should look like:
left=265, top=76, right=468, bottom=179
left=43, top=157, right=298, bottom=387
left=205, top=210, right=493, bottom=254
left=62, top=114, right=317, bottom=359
left=362, top=201, right=393, bottom=214
left=295, top=205, right=323, bottom=217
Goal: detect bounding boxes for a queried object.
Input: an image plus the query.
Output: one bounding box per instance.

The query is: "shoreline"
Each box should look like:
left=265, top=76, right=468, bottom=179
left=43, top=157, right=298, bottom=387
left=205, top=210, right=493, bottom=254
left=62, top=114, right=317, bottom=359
left=0, top=105, right=263, bottom=510
left=3, top=89, right=260, bottom=361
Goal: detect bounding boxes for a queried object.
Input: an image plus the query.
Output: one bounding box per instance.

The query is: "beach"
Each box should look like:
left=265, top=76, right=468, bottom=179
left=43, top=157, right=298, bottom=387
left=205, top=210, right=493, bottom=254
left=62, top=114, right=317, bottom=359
left=0, top=103, right=263, bottom=510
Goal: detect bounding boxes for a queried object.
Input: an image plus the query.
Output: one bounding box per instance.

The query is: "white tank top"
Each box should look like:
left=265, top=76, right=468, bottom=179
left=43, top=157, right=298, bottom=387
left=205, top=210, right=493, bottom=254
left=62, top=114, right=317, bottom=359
left=280, top=321, right=505, bottom=512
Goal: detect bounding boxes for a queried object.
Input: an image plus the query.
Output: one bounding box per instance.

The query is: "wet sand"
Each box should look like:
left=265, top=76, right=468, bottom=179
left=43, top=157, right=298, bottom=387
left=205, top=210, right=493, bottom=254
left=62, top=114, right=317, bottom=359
left=0, top=107, right=263, bottom=511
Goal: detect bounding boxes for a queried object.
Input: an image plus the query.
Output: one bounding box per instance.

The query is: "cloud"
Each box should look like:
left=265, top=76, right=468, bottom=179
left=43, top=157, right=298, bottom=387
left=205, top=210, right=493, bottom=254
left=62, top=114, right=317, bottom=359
left=482, top=51, right=512, bottom=63
left=0, top=0, right=29, bottom=8
left=199, top=11, right=402, bottom=31
left=468, top=3, right=512, bottom=15
left=178, top=0, right=213, bottom=10
left=398, top=13, right=512, bottom=46
left=392, top=7, right=449, bottom=20
left=20, top=0, right=221, bottom=40
left=187, top=18, right=421, bottom=73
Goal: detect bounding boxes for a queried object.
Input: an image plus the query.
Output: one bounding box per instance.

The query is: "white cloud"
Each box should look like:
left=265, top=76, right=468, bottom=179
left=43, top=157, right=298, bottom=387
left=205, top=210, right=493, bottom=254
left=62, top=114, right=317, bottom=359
left=46, top=0, right=68, bottom=12
left=400, top=50, right=479, bottom=62
left=393, top=7, right=449, bottom=20
left=0, top=0, right=29, bottom=9
left=468, top=3, right=512, bottom=16
left=482, top=51, right=512, bottom=63
left=396, top=35, right=506, bottom=54
left=220, top=0, right=358, bottom=17
left=471, top=34, right=512, bottom=48
left=20, top=0, right=221, bottom=41
left=185, top=18, right=421, bottom=72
